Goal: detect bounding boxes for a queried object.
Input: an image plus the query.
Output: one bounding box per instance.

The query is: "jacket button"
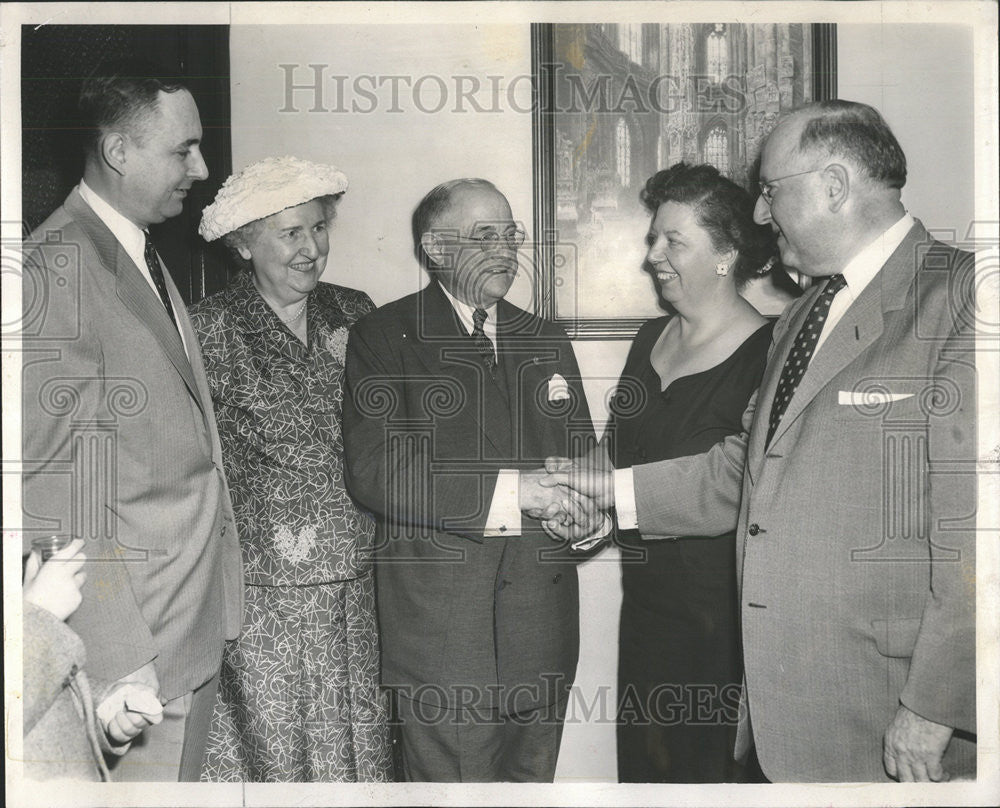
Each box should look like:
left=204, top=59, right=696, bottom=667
left=748, top=524, right=760, bottom=536
left=552, top=573, right=562, bottom=584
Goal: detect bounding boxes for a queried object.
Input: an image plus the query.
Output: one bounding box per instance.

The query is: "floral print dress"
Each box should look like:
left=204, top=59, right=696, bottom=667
left=189, top=272, right=391, bottom=782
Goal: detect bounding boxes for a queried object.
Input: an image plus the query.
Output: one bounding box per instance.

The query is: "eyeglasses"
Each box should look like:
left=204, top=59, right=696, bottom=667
left=758, top=168, right=824, bottom=204
left=446, top=227, right=527, bottom=253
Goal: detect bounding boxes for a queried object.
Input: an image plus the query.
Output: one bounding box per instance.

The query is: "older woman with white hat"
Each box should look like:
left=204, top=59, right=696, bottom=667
left=190, top=157, right=391, bottom=782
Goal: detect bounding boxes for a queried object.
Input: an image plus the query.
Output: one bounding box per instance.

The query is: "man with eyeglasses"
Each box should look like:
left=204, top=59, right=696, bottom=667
left=342, top=178, right=602, bottom=781
left=545, top=100, right=977, bottom=782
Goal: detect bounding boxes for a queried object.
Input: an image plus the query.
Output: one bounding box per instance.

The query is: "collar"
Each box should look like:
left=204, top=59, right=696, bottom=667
left=78, top=179, right=148, bottom=269
left=436, top=281, right=499, bottom=338
left=227, top=269, right=303, bottom=332
left=839, top=212, right=915, bottom=299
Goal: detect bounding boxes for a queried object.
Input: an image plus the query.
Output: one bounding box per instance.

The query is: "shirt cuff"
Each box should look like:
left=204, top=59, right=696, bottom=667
left=484, top=469, right=522, bottom=537
left=571, top=513, right=614, bottom=551
left=614, top=467, right=638, bottom=530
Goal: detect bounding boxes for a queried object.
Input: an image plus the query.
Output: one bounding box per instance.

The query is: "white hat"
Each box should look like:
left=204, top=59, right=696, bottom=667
left=199, top=156, right=349, bottom=241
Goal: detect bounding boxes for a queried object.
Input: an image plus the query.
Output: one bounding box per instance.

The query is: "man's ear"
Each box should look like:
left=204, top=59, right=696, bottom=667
left=420, top=232, right=445, bottom=267
left=237, top=245, right=252, bottom=261
left=100, top=132, right=128, bottom=177
left=823, top=163, right=849, bottom=213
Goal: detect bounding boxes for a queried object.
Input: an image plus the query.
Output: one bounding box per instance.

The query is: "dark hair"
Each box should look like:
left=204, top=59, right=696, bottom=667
left=411, top=178, right=498, bottom=268
left=795, top=99, right=907, bottom=189
left=78, top=58, right=187, bottom=154
left=640, top=163, right=775, bottom=287
left=222, top=193, right=343, bottom=264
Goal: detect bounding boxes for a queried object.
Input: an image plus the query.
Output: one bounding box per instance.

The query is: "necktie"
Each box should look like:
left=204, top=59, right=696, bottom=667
left=471, top=307, right=497, bottom=375
left=143, top=231, right=178, bottom=329
left=766, top=273, right=847, bottom=447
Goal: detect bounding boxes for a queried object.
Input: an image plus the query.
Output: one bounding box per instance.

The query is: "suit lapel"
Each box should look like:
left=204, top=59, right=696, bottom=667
left=765, top=222, right=925, bottom=451
left=496, top=299, right=560, bottom=452
left=65, top=190, right=205, bottom=413
left=747, top=294, right=814, bottom=473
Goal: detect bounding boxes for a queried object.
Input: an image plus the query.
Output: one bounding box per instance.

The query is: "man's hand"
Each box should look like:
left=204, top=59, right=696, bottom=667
left=542, top=437, right=616, bottom=509
left=540, top=504, right=607, bottom=543
left=96, top=661, right=165, bottom=750
left=520, top=467, right=597, bottom=528
left=883, top=704, right=954, bottom=782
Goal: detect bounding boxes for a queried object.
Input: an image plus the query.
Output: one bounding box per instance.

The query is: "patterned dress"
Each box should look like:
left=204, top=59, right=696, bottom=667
left=189, top=271, right=392, bottom=782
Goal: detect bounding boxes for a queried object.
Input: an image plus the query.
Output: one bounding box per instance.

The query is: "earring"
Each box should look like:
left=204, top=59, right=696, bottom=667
left=716, top=262, right=730, bottom=277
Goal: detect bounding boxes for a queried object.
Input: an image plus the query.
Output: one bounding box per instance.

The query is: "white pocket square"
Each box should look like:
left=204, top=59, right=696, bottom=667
left=548, top=373, right=571, bottom=401
left=838, top=391, right=914, bottom=406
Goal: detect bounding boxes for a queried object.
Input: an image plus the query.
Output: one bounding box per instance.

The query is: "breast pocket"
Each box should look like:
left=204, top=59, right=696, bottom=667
left=833, top=379, right=931, bottom=425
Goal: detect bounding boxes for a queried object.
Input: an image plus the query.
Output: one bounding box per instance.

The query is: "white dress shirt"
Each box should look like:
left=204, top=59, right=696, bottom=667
left=614, top=213, right=916, bottom=532
left=814, top=212, right=914, bottom=351
left=78, top=180, right=190, bottom=356
left=438, top=283, right=609, bottom=542
left=437, top=283, right=519, bottom=535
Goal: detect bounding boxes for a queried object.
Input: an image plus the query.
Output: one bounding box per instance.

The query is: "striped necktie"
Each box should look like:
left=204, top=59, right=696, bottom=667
left=766, top=273, right=847, bottom=448
left=471, top=307, right=497, bottom=375
left=143, top=231, right=178, bottom=329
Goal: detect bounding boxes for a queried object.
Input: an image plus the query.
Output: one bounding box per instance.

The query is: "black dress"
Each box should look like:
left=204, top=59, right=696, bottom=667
left=611, top=316, right=772, bottom=783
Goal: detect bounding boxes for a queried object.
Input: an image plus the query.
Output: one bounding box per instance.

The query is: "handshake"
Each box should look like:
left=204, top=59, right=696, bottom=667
left=519, top=439, right=616, bottom=542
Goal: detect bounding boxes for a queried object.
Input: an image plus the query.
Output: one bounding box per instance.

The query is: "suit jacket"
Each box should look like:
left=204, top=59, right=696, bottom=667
left=21, top=188, right=244, bottom=701
left=632, top=221, right=977, bottom=781
left=343, top=281, right=595, bottom=716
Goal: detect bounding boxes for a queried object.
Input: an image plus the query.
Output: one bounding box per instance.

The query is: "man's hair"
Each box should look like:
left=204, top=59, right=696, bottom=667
left=794, top=99, right=907, bottom=189
left=78, top=58, right=187, bottom=154
left=640, top=162, right=776, bottom=288
left=411, top=178, right=499, bottom=269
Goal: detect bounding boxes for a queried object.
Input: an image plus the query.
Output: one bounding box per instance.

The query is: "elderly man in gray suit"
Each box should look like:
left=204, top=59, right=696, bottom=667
left=21, top=60, right=243, bottom=781
left=547, top=100, right=977, bottom=782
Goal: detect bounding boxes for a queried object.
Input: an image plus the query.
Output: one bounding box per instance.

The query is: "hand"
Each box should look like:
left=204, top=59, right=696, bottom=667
left=540, top=507, right=606, bottom=543
left=542, top=436, right=616, bottom=509
left=883, top=704, right=954, bottom=782
left=23, top=538, right=87, bottom=621
left=96, top=662, right=165, bottom=748
left=520, top=468, right=597, bottom=528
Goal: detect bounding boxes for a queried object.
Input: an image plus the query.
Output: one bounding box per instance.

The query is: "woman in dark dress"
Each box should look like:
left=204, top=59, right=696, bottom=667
left=189, top=157, right=391, bottom=782
left=611, top=163, right=779, bottom=783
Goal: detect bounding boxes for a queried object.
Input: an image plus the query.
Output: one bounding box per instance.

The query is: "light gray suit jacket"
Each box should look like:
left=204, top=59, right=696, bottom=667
left=22, top=188, right=244, bottom=701
left=633, top=221, right=977, bottom=781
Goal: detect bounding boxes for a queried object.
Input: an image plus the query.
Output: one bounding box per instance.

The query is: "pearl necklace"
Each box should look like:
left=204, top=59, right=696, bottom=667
left=280, top=299, right=308, bottom=324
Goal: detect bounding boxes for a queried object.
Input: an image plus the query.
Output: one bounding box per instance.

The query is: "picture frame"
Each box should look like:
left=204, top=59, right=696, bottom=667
left=531, top=22, right=838, bottom=339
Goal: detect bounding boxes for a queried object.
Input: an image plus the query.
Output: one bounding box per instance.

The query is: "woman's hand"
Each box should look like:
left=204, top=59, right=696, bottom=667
left=23, top=538, right=87, bottom=621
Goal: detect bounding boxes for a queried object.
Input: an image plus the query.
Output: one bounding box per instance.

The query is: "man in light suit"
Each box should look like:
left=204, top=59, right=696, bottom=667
left=21, top=60, right=243, bottom=781
left=342, top=178, right=599, bottom=781
left=548, top=100, right=977, bottom=782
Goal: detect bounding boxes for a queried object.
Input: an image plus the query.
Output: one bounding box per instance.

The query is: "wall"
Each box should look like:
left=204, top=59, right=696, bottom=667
left=837, top=24, right=975, bottom=239
left=230, top=24, right=536, bottom=311
left=230, top=22, right=976, bottom=783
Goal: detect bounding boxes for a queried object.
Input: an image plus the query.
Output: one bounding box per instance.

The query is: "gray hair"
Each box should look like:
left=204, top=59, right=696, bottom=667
left=792, top=99, right=907, bottom=189
left=221, top=193, right=342, bottom=264
left=411, top=178, right=499, bottom=268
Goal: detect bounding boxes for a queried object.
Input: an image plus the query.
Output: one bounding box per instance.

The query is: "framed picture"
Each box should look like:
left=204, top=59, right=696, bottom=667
left=531, top=22, right=837, bottom=338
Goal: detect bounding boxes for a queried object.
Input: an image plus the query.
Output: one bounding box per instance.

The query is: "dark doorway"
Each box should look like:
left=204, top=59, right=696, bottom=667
left=21, top=24, right=235, bottom=304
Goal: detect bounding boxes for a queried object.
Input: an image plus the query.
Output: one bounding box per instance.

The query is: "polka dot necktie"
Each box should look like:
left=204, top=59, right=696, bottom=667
left=143, top=231, right=178, bottom=330
left=471, top=307, right=497, bottom=375
left=766, top=273, right=847, bottom=448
